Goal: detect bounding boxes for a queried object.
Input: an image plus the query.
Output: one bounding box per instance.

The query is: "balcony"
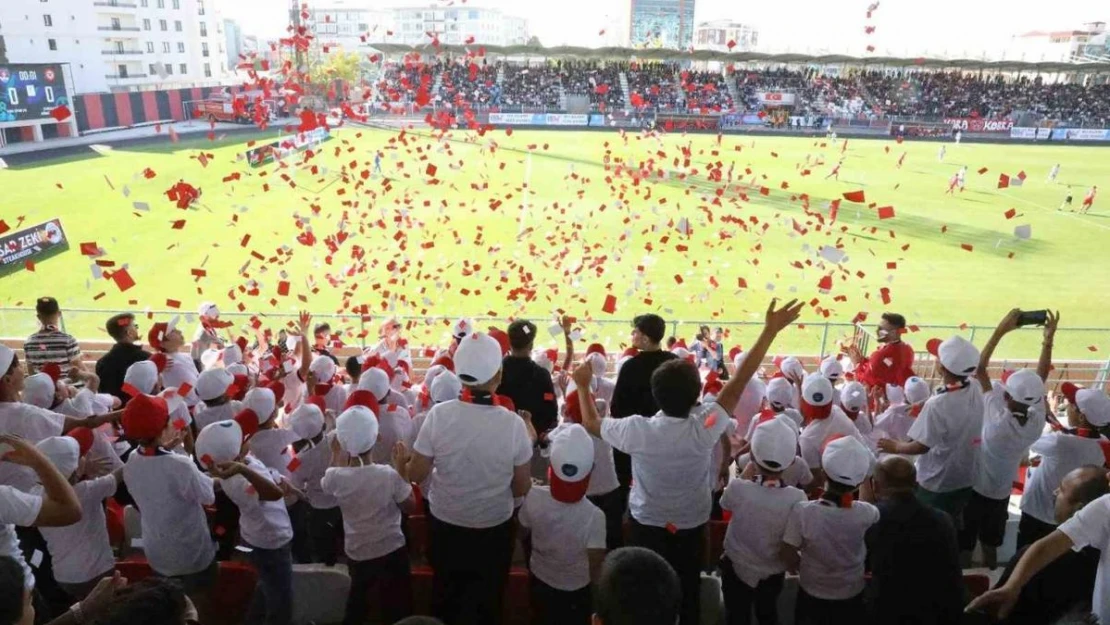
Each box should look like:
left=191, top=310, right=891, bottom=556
left=105, top=73, right=148, bottom=79
left=94, top=1, right=139, bottom=6
left=97, top=25, right=141, bottom=31
left=102, top=49, right=144, bottom=55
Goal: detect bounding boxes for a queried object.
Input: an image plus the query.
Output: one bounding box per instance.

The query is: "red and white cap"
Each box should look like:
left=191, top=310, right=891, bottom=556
left=1061, top=383, right=1110, bottom=427
left=532, top=351, right=554, bottom=373
left=1003, top=369, right=1045, bottom=406
left=198, top=302, right=220, bottom=319
left=751, top=417, right=798, bottom=472
left=310, top=355, right=337, bottom=383
left=452, top=317, right=475, bottom=340
left=242, top=387, right=277, bottom=425
left=121, top=394, right=170, bottom=441
left=840, top=382, right=868, bottom=413
left=766, top=377, right=796, bottom=410
left=0, top=345, right=14, bottom=375
left=800, top=373, right=835, bottom=420
left=821, top=435, right=872, bottom=487
left=938, top=336, right=980, bottom=377
left=904, top=377, right=931, bottom=405
left=780, top=356, right=806, bottom=381
left=430, top=371, right=462, bottom=403
left=288, top=403, right=325, bottom=441
left=147, top=315, right=180, bottom=351
left=548, top=424, right=593, bottom=503
left=22, top=373, right=56, bottom=409
left=123, top=361, right=159, bottom=396
left=454, top=332, right=503, bottom=386
left=196, top=368, right=234, bottom=402
left=336, top=405, right=379, bottom=455
left=196, top=420, right=245, bottom=468
left=586, top=351, right=607, bottom=377
left=36, top=437, right=80, bottom=478
left=586, top=343, right=606, bottom=357
left=357, top=368, right=390, bottom=401
left=820, top=356, right=844, bottom=381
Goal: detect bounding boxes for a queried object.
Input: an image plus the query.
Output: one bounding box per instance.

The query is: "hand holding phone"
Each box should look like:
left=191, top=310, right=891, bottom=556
left=1016, top=310, right=1049, bottom=328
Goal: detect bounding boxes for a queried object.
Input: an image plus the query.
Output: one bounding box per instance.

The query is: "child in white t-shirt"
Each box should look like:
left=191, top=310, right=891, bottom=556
left=243, top=387, right=301, bottom=480
left=559, top=385, right=621, bottom=550
left=193, top=368, right=244, bottom=432
left=735, top=411, right=813, bottom=490
left=720, top=418, right=807, bottom=625
left=196, top=417, right=294, bottom=625
left=782, top=436, right=879, bottom=625
left=287, top=402, right=343, bottom=566
left=839, top=382, right=871, bottom=437
left=35, top=435, right=119, bottom=600
left=872, top=377, right=931, bottom=450
left=321, top=405, right=416, bottom=624
left=519, top=424, right=606, bottom=625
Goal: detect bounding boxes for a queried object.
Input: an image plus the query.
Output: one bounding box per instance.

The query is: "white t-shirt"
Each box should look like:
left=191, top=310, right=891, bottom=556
left=1020, top=433, right=1107, bottom=524
left=220, top=456, right=293, bottom=550
left=321, top=463, right=411, bottom=561
left=161, top=352, right=200, bottom=406
left=783, top=499, right=880, bottom=600
left=249, top=427, right=303, bottom=479
left=0, top=402, right=65, bottom=492
left=414, top=400, right=533, bottom=528
left=289, top=433, right=339, bottom=510
left=39, top=475, right=118, bottom=584
left=371, top=408, right=413, bottom=466
left=734, top=454, right=813, bottom=489
left=518, top=486, right=606, bottom=591
left=710, top=419, right=739, bottom=492
left=0, top=485, right=42, bottom=589
left=193, top=400, right=244, bottom=432
left=872, top=405, right=915, bottom=443
left=1058, top=493, right=1110, bottom=625
left=321, top=384, right=348, bottom=415
left=595, top=377, right=616, bottom=406
left=907, top=384, right=984, bottom=493
left=601, top=402, right=730, bottom=529
left=720, top=479, right=807, bottom=587
left=799, top=407, right=870, bottom=470
left=123, top=451, right=216, bottom=576
left=732, top=378, right=767, bottom=439
left=547, top=422, right=619, bottom=497
left=973, top=384, right=1046, bottom=500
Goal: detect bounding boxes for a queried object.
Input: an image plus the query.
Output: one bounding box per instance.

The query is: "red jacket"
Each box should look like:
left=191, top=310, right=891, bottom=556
left=855, top=341, right=916, bottom=389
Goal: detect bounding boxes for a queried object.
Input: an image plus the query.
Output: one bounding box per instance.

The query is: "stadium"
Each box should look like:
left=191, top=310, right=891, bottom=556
left=2, top=1, right=1110, bottom=625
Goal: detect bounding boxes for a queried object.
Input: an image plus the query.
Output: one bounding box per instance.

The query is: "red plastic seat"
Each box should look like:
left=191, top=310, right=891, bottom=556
left=504, top=567, right=530, bottom=625
left=210, top=561, right=258, bottom=625
left=708, top=520, right=728, bottom=565
left=1099, top=440, right=1110, bottom=467
left=963, top=573, right=991, bottom=600
left=114, top=558, right=155, bottom=582
left=105, top=498, right=125, bottom=549
left=408, top=514, right=429, bottom=564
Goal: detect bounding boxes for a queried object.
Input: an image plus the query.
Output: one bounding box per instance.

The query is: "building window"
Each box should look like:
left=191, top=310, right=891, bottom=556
left=110, top=17, right=120, bottom=29
left=146, top=41, right=154, bottom=52
left=159, top=19, right=167, bottom=30
left=199, top=22, right=207, bottom=36
left=179, top=63, right=186, bottom=74
left=216, top=21, right=221, bottom=33
left=177, top=42, right=185, bottom=52
left=141, top=0, right=147, bottom=6
left=198, top=0, right=205, bottom=15
left=149, top=63, right=157, bottom=74
left=43, top=14, right=53, bottom=27
left=201, top=41, right=209, bottom=56
left=48, top=38, right=57, bottom=50
left=204, top=62, right=211, bottom=77
left=118, top=64, right=128, bottom=77
left=157, top=0, right=164, bottom=7
left=165, top=64, right=172, bottom=75
left=174, top=20, right=181, bottom=31
left=142, top=18, right=150, bottom=30
left=162, top=41, right=170, bottom=52
left=172, top=0, right=179, bottom=8
left=115, top=40, right=124, bottom=52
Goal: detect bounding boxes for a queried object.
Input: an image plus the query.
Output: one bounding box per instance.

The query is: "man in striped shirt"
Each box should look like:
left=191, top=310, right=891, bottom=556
left=22, top=297, right=89, bottom=386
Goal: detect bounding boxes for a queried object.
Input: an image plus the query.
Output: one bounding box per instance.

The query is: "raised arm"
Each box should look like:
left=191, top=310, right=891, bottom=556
left=211, top=461, right=284, bottom=502
left=715, top=299, right=804, bottom=414
left=965, top=530, right=1074, bottom=619
left=1037, top=311, right=1059, bottom=382
left=560, top=314, right=574, bottom=373
left=0, top=435, right=81, bottom=526
left=295, top=311, right=312, bottom=383
left=977, top=309, right=1021, bottom=392
left=572, top=365, right=603, bottom=439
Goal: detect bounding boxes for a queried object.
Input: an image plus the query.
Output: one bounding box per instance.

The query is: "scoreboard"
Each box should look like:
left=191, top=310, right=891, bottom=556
left=0, top=64, right=71, bottom=123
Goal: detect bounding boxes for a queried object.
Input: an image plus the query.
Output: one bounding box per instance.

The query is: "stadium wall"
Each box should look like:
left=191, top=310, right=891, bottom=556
left=70, top=85, right=249, bottom=135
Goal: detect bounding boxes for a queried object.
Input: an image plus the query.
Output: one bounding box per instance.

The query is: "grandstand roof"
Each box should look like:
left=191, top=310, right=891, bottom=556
left=371, top=43, right=1110, bottom=73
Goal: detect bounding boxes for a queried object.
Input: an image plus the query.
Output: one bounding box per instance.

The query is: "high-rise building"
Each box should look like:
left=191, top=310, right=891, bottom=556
left=224, top=17, right=241, bottom=69
left=629, top=0, right=695, bottom=50
left=388, top=6, right=528, bottom=47
left=694, top=20, right=758, bottom=52
left=0, top=0, right=232, bottom=93
left=304, top=0, right=392, bottom=52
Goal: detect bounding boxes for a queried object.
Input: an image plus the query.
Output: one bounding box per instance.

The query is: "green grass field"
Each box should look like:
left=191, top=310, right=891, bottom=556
left=2, top=126, right=1109, bottom=359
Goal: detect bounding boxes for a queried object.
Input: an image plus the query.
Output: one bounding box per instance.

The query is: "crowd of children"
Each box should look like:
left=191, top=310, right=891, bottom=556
left=2, top=297, right=1110, bottom=625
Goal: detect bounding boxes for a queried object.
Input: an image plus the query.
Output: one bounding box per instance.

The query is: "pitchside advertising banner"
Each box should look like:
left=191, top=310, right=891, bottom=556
left=0, top=219, right=69, bottom=276
left=1050, top=128, right=1110, bottom=141
left=488, top=113, right=589, bottom=126
left=244, top=127, right=330, bottom=167
left=0, top=63, right=71, bottom=123
left=1011, top=127, right=1052, bottom=140
left=943, top=117, right=1013, bottom=133
left=756, top=92, right=796, bottom=106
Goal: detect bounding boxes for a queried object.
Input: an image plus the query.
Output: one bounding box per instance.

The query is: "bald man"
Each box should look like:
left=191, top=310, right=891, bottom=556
left=865, top=457, right=964, bottom=625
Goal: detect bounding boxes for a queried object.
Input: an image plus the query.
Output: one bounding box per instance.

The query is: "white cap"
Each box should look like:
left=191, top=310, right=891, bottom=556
left=820, top=356, right=844, bottom=381
left=62, top=390, right=96, bottom=418
left=198, top=302, right=220, bottom=318
left=779, top=408, right=804, bottom=431
left=904, top=377, right=931, bottom=405
left=822, top=435, right=872, bottom=487
left=533, top=351, right=554, bottom=373
left=196, top=368, right=234, bottom=402
left=938, top=336, right=980, bottom=377
left=672, top=347, right=691, bottom=360
left=0, top=345, right=14, bottom=376
left=124, top=360, right=159, bottom=395
left=226, top=362, right=249, bottom=377
left=885, top=383, right=905, bottom=405
left=423, top=364, right=446, bottom=392
left=200, top=348, right=222, bottom=371
left=735, top=377, right=767, bottom=422
left=430, top=371, right=462, bottom=403
left=22, top=373, right=56, bottom=408
left=196, top=420, right=244, bottom=468
left=1003, top=369, right=1045, bottom=406
left=36, top=436, right=80, bottom=478
left=336, top=405, right=379, bottom=455
left=454, top=332, right=503, bottom=386
left=357, top=368, right=390, bottom=401
left=780, top=356, right=806, bottom=380
left=801, top=373, right=835, bottom=420
left=452, top=317, right=474, bottom=340
left=310, top=355, right=337, bottom=383
left=1063, top=383, right=1110, bottom=427
left=243, top=387, right=276, bottom=424
left=549, top=424, right=594, bottom=483
left=766, top=377, right=796, bottom=410
left=587, top=352, right=607, bottom=377
left=288, top=403, right=325, bottom=441
left=223, top=344, right=243, bottom=366
left=840, top=381, right=868, bottom=412
left=751, top=418, right=798, bottom=472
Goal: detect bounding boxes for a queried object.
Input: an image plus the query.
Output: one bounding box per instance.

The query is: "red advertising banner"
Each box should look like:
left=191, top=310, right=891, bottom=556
left=658, top=115, right=721, bottom=131
left=943, top=117, right=1013, bottom=133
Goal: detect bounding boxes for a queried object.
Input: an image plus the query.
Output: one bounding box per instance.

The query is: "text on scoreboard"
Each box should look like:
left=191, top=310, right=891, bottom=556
left=0, top=64, right=71, bottom=123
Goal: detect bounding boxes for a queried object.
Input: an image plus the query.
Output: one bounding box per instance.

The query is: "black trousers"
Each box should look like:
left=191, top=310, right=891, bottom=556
left=628, top=517, right=705, bottom=625
left=529, top=575, right=591, bottom=625
left=795, top=588, right=865, bottom=625
left=343, top=545, right=412, bottom=625
left=1015, top=513, right=1056, bottom=551
left=587, top=488, right=625, bottom=551
left=16, top=526, right=68, bottom=622
left=428, top=512, right=513, bottom=625
left=719, top=557, right=784, bottom=625
left=307, top=506, right=343, bottom=566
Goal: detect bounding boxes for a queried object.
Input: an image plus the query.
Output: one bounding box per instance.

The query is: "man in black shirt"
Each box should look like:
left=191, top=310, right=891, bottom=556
left=95, top=313, right=150, bottom=403
left=865, top=456, right=964, bottom=625
left=609, top=314, right=677, bottom=492
left=496, top=319, right=558, bottom=436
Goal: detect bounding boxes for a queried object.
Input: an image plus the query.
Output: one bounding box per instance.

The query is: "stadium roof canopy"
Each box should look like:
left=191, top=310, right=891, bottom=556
left=369, top=43, right=1110, bottom=73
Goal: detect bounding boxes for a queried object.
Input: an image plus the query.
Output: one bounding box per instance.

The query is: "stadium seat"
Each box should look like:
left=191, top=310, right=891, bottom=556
left=292, top=563, right=350, bottom=625
left=1099, top=440, right=1110, bottom=467
left=408, top=514, right=429, bottom=564
left=122, top=505, right=142, bottom=557
left=708, top=520, right=728, bottom=566
left=105, top=497, right=125, bottom=549
left=210, top=561, right=258, bottom=625
left=503, top=567, right=530, bottom=625
left=114, top=558, right=155, bottom=583
left=963, top=572, right=991, bottom=600
left=411, top=564, right=435, bottom=616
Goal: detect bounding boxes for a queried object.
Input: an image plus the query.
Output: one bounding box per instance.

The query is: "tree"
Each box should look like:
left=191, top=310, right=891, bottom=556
left=526, top=36, right=542, bottom=47
left=317, top=50, right=361, bottom=84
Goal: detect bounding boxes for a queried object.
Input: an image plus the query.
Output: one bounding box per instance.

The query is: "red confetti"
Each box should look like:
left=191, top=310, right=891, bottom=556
left=961, top=243, right=974, bottom=252
left=877, top=206, right=895, bottom=220
left=601, top=294, right=617, bottom=314
left=1004, top=208, right=1017, bottom=219
left=843, top=190, right=866, bottom=203
left=111, top=268, right=135, bottom=292
left=49, top=105, right=72, bottom=122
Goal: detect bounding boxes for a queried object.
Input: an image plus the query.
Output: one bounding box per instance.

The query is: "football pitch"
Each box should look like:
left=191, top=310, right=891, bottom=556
left=2, top=125, right=1109, bottom=359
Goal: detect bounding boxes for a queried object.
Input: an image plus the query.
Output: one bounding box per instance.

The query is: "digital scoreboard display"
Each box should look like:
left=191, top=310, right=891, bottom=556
left=0, top=64, right=71, bottom=123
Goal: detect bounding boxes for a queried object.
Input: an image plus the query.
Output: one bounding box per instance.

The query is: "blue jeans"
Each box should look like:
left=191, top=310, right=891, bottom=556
left=245, top=541, right=293, bottom=625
